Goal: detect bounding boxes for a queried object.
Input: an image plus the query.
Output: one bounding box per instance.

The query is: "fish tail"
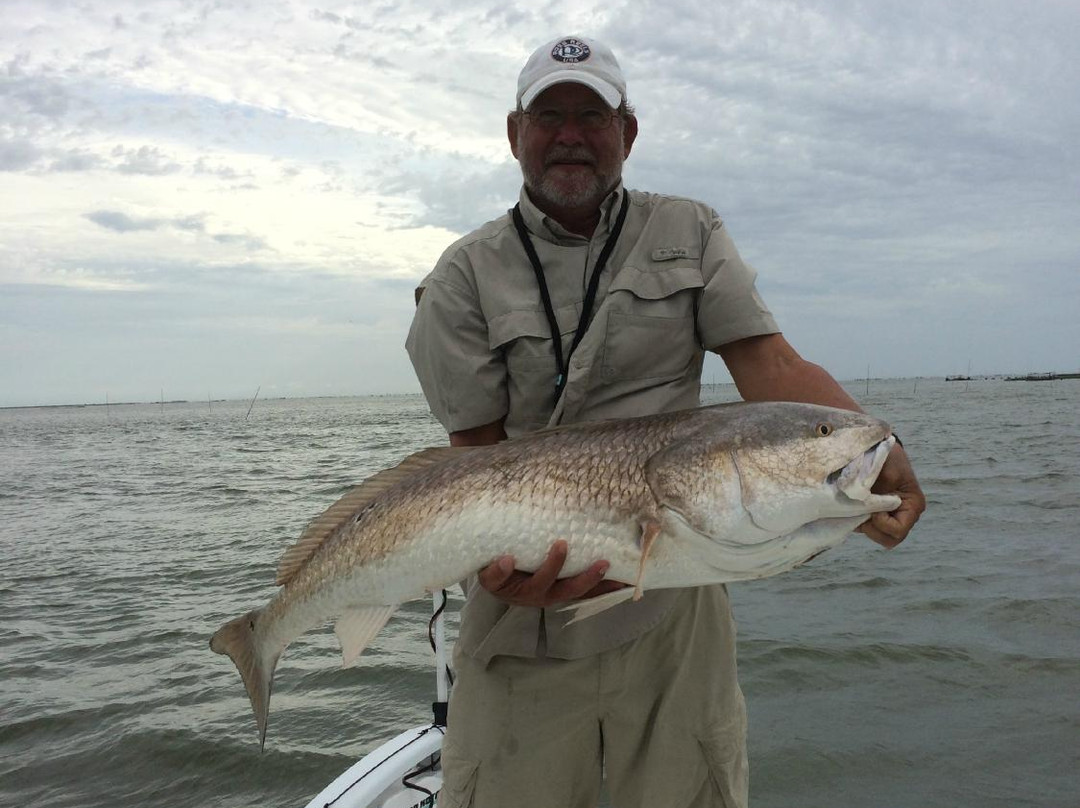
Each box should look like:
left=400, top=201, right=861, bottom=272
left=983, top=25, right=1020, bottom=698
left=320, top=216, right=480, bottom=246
left=210, top=608, right=278, bottom=750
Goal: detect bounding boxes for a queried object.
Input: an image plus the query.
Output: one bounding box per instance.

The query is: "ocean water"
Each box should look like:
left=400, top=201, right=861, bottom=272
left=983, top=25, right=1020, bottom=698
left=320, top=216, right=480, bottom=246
left=1, top=379, right=1077, bottom=808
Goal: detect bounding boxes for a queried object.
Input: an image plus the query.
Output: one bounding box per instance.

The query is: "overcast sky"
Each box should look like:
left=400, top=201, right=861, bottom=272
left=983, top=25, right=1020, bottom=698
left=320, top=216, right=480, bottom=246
left=2, top=0, right=1077, bottom=407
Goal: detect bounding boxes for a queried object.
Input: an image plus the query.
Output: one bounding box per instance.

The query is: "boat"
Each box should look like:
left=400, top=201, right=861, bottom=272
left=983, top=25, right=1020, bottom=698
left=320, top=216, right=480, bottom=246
left=301, top=592, right=450, bottom=808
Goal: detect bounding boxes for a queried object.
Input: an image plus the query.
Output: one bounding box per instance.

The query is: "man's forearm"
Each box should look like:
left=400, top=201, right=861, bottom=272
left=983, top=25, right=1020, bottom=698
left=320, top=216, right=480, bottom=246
left=716, top=333, right=863, bottom=411
left=740, top=355, right=863, bottom=411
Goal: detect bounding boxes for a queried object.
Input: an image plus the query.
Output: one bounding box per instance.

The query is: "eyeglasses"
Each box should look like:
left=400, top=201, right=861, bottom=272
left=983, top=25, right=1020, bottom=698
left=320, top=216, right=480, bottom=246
left=522, top=107, right=618, bottom=131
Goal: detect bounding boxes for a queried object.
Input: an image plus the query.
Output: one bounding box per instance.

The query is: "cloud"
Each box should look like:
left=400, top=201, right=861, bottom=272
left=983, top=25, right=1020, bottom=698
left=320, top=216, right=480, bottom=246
left=84, top=210, right=165, bottom=232
left=0, top=258, right=424, bottom=405
left=0, top=139, right=41, bottom=171
left=309, top=10, right=342, bottom=24
left=78, top=209, right=275, bottom=257
left=193, top=157, right=247, bottom=180
left=112, top=145, right=181, bottom=176
left=83, top=210, right=209, bottom=236
left=82, top=208, right=266, bottom=252
left=0, top=0, right=1076, bottom=406
left=212, top=232, right=268, bottom=251
left=0, top=73, right=72, bottom=121
left=48, top=149, right=104, bottom=172
left=386, top=160, right=521, bottom=233
left=173, top=214, right=206, bottom=232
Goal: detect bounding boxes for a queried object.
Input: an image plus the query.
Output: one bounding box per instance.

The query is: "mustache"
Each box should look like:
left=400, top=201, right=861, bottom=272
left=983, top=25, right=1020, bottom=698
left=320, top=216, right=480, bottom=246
left=544, top=147, right=596, bottom=166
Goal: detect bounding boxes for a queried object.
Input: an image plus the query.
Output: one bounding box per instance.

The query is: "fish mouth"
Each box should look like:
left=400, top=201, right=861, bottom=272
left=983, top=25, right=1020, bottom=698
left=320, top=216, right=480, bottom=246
left=828, top=435, right=898, bottom=510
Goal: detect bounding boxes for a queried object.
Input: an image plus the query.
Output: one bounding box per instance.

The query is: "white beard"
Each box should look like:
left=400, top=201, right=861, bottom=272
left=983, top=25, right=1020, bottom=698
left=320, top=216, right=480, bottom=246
left=518, top=141, right=623, bottom=212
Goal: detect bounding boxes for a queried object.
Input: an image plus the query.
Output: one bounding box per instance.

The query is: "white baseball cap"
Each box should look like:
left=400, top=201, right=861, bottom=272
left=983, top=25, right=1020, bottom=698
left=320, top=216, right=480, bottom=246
left=516, top=35, right=626, bottom=110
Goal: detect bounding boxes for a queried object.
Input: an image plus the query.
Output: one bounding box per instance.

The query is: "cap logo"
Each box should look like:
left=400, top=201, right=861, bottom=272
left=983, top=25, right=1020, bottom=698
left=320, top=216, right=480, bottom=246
left=551, top=38, right=590, bottom=64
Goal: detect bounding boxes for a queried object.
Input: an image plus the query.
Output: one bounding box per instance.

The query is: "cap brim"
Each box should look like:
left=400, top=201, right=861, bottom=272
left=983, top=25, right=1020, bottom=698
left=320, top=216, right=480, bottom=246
left=520, top=71, right=622, bottom=110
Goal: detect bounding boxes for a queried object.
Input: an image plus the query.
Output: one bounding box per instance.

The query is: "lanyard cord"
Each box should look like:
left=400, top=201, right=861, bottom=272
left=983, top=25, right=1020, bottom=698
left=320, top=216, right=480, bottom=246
left=511, top=192, right=630, bottom=402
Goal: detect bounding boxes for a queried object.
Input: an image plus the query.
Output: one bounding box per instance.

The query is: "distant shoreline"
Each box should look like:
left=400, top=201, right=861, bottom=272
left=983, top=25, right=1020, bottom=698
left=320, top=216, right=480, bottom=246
left=5, top=373, right=1078, bottom=411
left=0, top=392, right=425, bottom=411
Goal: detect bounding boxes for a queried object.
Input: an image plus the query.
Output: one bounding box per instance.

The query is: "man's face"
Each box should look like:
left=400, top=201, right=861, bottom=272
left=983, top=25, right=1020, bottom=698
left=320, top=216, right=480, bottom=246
left=509, top=83, right=637, bottom=214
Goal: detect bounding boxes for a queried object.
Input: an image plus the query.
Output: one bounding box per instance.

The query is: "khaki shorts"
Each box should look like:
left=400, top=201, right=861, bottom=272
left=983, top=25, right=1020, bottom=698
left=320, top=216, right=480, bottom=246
left=438, top=586, right=748, bottom=808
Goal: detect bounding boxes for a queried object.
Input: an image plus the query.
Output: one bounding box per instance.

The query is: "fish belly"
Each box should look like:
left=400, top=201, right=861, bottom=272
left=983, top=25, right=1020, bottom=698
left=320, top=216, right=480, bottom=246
left=286, top=500, right=646, bottom=615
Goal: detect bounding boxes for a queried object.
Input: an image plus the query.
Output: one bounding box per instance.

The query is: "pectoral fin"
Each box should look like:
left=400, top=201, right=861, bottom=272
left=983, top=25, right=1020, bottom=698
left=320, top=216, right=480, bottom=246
left=558, top=588, right=637, bottom=625
left=335, top=605, right=397, bottom=666
left=633, top=518, right=661, bottom=600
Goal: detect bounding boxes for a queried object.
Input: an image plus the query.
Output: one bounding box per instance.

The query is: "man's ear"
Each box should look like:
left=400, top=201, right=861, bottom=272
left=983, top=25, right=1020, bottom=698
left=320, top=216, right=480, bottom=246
left=622, top=114, right=638, bottom=159
left=507, top=113, right=521, bottom=159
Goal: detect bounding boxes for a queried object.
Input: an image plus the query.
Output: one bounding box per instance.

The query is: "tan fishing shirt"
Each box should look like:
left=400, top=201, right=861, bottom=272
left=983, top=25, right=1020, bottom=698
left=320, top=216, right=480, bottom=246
left=406, top=184, right=779, bottom=662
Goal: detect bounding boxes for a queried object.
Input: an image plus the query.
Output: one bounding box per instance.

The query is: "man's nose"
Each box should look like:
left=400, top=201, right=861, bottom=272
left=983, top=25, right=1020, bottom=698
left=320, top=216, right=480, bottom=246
left=552, top=116, right=587, bottom=145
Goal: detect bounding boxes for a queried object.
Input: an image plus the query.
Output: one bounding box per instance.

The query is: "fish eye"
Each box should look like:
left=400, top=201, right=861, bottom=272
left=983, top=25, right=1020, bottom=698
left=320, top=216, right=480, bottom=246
left=815, top=422, right=833, bottom=437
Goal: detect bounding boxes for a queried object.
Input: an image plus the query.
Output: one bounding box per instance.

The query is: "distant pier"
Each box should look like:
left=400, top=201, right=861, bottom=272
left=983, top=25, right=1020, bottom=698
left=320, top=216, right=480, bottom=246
left=1004, top=372, right=1080, bottom=382
left=946, top=372, right=1079, bottom=382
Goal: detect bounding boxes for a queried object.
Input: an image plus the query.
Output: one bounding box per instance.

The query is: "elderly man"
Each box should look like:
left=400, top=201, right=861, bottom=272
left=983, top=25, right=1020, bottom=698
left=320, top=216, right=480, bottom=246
left=406, top=34, right=924, bottom=808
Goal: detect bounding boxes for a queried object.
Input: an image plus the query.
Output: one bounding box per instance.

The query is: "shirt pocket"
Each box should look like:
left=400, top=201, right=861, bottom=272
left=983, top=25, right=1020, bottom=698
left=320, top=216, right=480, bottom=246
left=602, top=264, right=705, bottom=383
left=487, top=307, right=576, bottom=431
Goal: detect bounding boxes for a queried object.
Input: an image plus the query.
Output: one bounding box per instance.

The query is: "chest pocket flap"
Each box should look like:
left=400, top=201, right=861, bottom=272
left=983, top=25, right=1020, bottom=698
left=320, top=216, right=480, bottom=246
left=486, top=306, right=578, bottom=434
left=603, top=262, right=705, bottom=383
left=487, top=305, right=579, bottom=351
left=607, top=262, right=704, bottom=300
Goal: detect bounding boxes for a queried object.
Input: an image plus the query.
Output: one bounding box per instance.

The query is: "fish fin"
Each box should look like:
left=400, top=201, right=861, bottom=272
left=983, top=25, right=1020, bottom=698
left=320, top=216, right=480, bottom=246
left=643, top=440, right=727, bottom=537
left=209, top=608, right=278, bottom=751
left=276, top=447, right=474, bottom=585
left=558, top=588, right=637, bottom=625
left=335, top=605, right=397, bottom=667
left=633, top=519, right=661, bottom=601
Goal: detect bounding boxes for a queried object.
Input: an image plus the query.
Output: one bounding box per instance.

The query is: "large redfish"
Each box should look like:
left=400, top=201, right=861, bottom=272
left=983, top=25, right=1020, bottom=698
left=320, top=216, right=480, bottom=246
left=211, top=401, right=900, bottom=747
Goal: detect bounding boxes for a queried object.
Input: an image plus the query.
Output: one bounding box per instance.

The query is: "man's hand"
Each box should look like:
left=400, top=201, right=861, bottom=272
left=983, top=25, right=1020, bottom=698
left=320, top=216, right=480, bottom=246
left=478, top=539, right=627, bottom=608
left=858, top=444, right=926, bottom=548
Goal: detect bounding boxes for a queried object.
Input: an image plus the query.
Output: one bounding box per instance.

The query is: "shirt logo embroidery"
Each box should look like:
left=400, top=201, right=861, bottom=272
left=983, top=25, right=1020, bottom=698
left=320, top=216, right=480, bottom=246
left=551, top=38, right=591, bottom=63
left=652, top=247, right=691, bottom=261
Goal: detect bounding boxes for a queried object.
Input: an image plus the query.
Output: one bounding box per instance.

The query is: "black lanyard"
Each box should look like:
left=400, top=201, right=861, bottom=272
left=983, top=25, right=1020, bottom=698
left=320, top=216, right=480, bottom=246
left=511, top=193, right=630, bottom=403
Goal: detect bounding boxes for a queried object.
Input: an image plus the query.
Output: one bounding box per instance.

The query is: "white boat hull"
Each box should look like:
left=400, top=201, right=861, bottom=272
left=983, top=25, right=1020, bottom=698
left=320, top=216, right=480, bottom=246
left=301, top=724, right=444, bottom=808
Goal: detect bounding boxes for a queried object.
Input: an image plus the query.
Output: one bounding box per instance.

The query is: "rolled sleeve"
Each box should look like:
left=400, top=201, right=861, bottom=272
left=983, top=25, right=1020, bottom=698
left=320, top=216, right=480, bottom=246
left=696, top=217, right=779, bottom=350
left=406, top=275, right=508, bottom=433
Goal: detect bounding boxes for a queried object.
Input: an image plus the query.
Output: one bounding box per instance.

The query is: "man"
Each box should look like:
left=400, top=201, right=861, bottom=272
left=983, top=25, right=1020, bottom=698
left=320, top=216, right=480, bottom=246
left=406, top=34, right=924, bottom=808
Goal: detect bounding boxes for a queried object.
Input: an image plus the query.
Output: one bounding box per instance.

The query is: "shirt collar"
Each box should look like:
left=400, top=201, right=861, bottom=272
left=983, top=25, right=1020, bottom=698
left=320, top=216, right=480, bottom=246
left=517, top=182, right=625, bottom=245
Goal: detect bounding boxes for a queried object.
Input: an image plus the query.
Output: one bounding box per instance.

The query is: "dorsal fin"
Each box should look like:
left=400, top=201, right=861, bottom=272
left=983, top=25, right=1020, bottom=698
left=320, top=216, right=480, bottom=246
left=274, top=446, right=473, bottom=585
